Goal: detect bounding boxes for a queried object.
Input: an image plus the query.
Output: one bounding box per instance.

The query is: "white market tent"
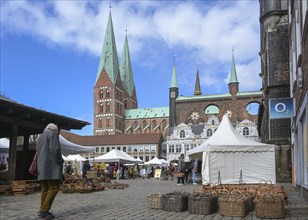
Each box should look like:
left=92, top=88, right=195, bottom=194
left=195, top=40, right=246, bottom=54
left=160, top=159, right=168, bottom=166
left=66, top=154, right=86, bottom=161
left=59, top=135, right=95, bottom=154
left=135, top=157, right=144, bottom=164
left=95, top=149, right=137, bottom=164
left=144, top=157, right=162, bottom=165
left=187, top=114, right=276, bottom=184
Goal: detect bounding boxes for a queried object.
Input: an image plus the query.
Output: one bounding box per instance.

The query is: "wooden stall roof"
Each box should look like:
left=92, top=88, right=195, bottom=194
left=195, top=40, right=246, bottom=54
left=0, top=95, right=90, bottom=138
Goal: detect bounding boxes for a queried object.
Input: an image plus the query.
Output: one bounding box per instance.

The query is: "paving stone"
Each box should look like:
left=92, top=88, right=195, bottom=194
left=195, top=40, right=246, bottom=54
left=0, top=179, right=307, bottom=219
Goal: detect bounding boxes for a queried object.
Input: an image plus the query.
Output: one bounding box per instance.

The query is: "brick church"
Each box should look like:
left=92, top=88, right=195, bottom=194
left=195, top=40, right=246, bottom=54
left=63, top=10, right=262, bottom=161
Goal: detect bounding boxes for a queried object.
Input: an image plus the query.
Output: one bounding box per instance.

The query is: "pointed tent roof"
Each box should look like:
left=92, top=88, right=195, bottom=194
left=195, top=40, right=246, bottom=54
left=229, top=49, right=239, bottom=84
left=95, top=149, right=137, bottom=163
left=66, top=154, right=86, bottom=161
left=187, top=114, right=274, bottom=155
left=194, top=69, right=202, bottom=95
left=120, top=33, right=135, bottom=96
left=95, top=11, right=119, bottom=85
left=59, top=135, right=95, bottom=154
left=169, top=61, right=178, bottom=88
left=144, top=157, right=162, bottom=165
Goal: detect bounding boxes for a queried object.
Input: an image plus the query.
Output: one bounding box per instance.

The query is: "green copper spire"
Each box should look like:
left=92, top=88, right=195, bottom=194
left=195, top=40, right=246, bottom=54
left=229, top=49, right=239, bottom=84
left=95, top=11, right=119, bottom=84
left=170, top=59, right=178, bottom=88
left=120, top=33, right=135, bottom=96
left=194, top=69, right=202, bottom=96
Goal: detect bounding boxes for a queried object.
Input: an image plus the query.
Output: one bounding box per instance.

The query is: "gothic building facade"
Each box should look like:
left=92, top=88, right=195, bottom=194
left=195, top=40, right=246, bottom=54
left=166, top=52, right=262, bottom=161
left=258, top=0, right=291, bottom=182
left=91, top=10, right=263, bottom=163
left=93, top=11, right=169, bottom=137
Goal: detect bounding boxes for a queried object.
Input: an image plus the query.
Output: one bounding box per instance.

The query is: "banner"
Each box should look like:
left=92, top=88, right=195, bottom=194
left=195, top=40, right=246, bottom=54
left=269, top=98, right=294, bottom=119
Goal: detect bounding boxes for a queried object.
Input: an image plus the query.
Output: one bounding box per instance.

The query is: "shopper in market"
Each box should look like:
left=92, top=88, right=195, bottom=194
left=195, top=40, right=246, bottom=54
left=36, top=123, right=63, bottom=220
left=82, top=160, right=91, bottom=178
left=177, top=153, right=185, bottom=185
left=191, top=158, right=199, bottom=185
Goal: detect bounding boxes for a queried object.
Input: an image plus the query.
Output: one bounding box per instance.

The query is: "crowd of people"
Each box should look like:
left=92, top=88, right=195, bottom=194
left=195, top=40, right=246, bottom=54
left=33, top=123, right=201, bottom=220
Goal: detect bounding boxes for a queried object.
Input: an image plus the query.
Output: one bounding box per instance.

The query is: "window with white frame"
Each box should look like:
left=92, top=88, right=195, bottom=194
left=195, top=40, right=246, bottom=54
left=180, top=130, right=185, bottom=138
left=207, top=129, right=213, bottom=137
left=185, top=144, right=190, bottom=151
left=176, top=144, right=181, bottom=153
left=169, top=145, right=174, bottom=153
left=243, top=127, right=249, bottom=136
left=151, top=146, right=156, bottom=152
left=100, top=147, right=104, bottom=153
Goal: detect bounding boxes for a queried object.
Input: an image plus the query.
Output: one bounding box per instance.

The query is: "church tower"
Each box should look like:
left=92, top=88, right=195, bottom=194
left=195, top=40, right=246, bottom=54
left=120, top=33, right=138, bottom=110
left=194, top=69, right=202, bottom=96
left=169, top=60, right=179, bottom=128
left=93, top=11, right=125, bottom=135
left=228, top=49, right=239, bottom=96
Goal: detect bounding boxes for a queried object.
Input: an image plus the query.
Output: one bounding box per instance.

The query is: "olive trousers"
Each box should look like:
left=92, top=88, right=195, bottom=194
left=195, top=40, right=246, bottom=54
left=40, top=180, right=60, bottom=212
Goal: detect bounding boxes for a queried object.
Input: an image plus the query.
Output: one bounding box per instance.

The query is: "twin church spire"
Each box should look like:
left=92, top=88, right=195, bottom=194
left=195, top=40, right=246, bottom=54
left=95, top=11, right=136, bottom=99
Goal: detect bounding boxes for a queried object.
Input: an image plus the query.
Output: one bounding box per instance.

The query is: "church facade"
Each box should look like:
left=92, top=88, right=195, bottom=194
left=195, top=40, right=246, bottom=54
left=86, top=10, right=263, bottom=162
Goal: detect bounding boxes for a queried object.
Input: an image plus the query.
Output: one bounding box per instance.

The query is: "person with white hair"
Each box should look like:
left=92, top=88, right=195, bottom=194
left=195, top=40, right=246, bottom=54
left=36, top=123, right=63, bottom=220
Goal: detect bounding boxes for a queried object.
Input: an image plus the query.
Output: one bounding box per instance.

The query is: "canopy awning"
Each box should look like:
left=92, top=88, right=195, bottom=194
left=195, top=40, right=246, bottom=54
left=59, top=135, right=95, bottom=154
left=95, top=149, right=137, bottom=164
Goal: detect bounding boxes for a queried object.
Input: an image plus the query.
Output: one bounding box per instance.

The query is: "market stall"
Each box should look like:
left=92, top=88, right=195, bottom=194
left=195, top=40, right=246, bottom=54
left=188, top=113, right=276, bottom=184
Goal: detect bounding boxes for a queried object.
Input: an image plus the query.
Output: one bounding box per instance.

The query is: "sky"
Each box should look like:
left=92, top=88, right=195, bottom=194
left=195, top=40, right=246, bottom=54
left=0, top=0, right=261, bottom=135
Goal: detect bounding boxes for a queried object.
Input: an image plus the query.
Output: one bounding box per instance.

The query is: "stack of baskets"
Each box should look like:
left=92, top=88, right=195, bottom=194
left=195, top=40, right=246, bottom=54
left=188, top=191, right=218, bottom=215
left=254, top=186, right=285, bottom=218
left=162, top=191, right=189, bottom=212
left=60, top=179, right=78, bottom=194
left=219, top=189, right=250, bottom=218
left=147, top=193, right=163, bottom=209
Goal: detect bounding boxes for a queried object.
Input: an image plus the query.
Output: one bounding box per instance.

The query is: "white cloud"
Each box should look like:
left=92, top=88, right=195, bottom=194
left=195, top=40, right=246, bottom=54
left=1, top=0, right=261, bottom=94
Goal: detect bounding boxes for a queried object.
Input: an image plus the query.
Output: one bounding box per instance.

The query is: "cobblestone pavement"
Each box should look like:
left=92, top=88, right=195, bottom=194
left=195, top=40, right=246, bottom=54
left=0, top=179, right=307, bottom=220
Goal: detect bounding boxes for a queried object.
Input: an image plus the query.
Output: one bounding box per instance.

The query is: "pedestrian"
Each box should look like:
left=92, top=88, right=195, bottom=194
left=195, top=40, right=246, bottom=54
left=82, top=160, right=91, bottom=178
left=191, top=158, right=199, bottom=185
left=183, top=162, right=192, bottom=183
left=65, top=161, right=74, bottom=175
left=167, top=162, right=174, bottom=180
left=36, top=123, right=63, bottom=220
left=177, top=153, right=185, bottom=185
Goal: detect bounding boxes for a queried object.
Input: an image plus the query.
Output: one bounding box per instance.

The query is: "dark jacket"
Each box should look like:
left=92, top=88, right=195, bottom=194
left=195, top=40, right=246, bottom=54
left=36, top=128, right=63, bottom=181
left=178, top=156, right=185, bottom=172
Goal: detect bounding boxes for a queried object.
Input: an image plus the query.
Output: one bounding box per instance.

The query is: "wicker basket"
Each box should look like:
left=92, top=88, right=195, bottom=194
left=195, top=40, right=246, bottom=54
left=147, top=193, right=163, bottom=209
left=188, top=191, right=218, bottom=215
left=219, top=192, right=249, bottom=218
left=162, top=191, right=188, bottom=212
left=174, top=172, right=185, bottom=178
left=254, top=194, right=284, bottom=218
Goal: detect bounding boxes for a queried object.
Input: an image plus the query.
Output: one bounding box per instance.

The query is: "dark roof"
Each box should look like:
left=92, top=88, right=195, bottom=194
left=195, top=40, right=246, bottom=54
left=61, top=130, right=164, bottom=146
left=0, top=95, right=90, bottom=138
left=191, top=124, right=205, bottom=135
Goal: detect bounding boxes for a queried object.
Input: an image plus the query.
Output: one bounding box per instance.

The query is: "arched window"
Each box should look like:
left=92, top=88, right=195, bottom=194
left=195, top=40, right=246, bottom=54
left=162, top=120, right=167, bottom=129
left=98, top=118, right=102, bottom=128
left=106, top=90, right=110, bottom=98
left=133, top=121, right=138, bottom=129
left=180, top=130, right=185, bottom=138
left=106, top=102, right=110, bottom=112
left=243, top=127, right=249, bottom=136
left=152, top=120, right=157, bottom=130
left=143, top=120, right=148, bottom=129
left=106, top=118, right=110, bottom=127
left=99, top=103, right=103, bottom=113
left=205, top=105, right=219, bottom=115
left=207, top=129, right=213, bottom=137
left=99, top=90, right=103, bottom=99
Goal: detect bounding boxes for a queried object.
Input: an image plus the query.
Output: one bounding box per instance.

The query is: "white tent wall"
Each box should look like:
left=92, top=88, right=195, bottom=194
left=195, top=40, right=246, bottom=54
left=202, top=151, right=276, bottom=184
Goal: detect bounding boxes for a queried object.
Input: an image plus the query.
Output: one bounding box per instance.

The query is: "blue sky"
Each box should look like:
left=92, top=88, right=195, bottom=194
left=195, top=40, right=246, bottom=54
left=0, top=0, right=261, bottom=135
